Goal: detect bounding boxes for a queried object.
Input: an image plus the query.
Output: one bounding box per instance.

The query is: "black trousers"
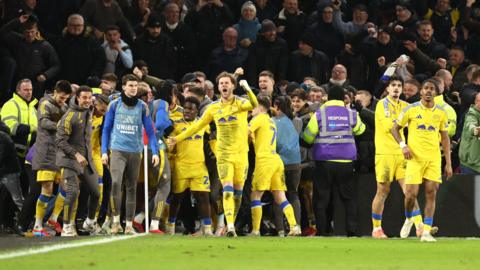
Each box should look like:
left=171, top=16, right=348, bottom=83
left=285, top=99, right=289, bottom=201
left=312, top=161, right=357, bottom=236
left=17, top=164, right=40, bottom=228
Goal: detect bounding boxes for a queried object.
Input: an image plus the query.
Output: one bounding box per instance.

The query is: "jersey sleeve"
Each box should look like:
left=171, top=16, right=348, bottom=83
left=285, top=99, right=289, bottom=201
left=239, top=89, right=258, bottom=111
left=175, top=106, right=213, bottom=142
left=439, top=110, right=449, bottom=132
left=397, top=107, right=411, bottom=128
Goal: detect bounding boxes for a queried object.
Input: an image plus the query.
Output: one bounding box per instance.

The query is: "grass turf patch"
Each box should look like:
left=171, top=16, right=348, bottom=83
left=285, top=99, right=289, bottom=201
left=1, top=235, right=479, bottom=270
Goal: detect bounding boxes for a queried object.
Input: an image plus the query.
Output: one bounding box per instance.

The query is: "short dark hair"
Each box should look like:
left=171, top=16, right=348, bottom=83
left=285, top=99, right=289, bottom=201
left=421, top=78, right=440, bottom=94
left=258, top=70, right=275, bottom=80
left=290, top=88, right=308, bottom=101
left=193, top=71, right=206, bottom=80
left=102, top=73, right=118, bottom=82
left=404, top=78, right=420, bottom=89
left=76, top=85, right=93, bottom=97
left=55, top=80, right=72, bottom=94
left=257, top=94, right=271, bottom=110
left=216, top=72, right=237, bottom=88
left=133, top=60, right=148, bottom=69
left=386, top=75, right=404, bottom=87
left=184, top=96, right=200, bottom=110
left=105, top=25, right=121, bottom=33
left=417, top=20, right=433, bottom=29
left=189, top=86, right=206, bottom=97
left=122, top=74, right=139, bottom=86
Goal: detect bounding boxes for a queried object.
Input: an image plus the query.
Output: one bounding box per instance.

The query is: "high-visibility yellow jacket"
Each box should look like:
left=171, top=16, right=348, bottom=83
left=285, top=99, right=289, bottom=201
left=0, top=93, right=38, bottom=157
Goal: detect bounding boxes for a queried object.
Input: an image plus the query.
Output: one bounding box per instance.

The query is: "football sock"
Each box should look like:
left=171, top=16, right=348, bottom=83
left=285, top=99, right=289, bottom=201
left=223, top=186, right=235, bottom=227
left=372, top=213, right=382, bottom=229
left=251, top=200, right=262, bottom=232
left=35, top=193, right=52, bottom=228
left=279, top=200, right=297, bottom=228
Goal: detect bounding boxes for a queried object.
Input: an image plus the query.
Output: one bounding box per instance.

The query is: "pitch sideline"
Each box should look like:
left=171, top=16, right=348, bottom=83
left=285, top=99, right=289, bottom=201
left=0, top=233, right=146, bottom=260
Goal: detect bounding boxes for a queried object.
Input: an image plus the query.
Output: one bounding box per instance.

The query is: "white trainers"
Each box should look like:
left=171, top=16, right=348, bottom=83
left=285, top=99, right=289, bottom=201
left=165, top=223, right=175, bottom=235
left=124, top=226, right=137, bottom=235
left=287, top=225, right=302, bottom=236
left=82, top=220, right=97, bottom=234
left=110, top=222, right=123, bottom=235
left=420, top=231, right=437, bottom=242
left=400, top=218, right=414, bottom=238
left=61, top=224, right=76, bottom=237
left=248, top=230, right=260, bottom=237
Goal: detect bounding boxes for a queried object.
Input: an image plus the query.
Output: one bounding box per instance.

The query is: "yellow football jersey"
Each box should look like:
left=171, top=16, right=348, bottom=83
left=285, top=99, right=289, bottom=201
left=397, top=101, right=448, bottom=161
left=175, top=93, right=257, bottom=161
left=169, top=104, right=184, bottom=122
left=248, top=113, right=278, bottom=160
left=171, top=118, right=208, bottom=166
left=375, top=97, right=409, bottom=155
left=91, top=114, right=103, bottom=177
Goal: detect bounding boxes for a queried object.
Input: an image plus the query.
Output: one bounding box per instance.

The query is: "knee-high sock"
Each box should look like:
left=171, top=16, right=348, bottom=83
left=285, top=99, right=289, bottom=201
left=250, top=200, right=262, bottom=232
left=279, top=200, right=297, bottom=228
left=223, top=186, right=235, bottom=227
left=411, top=209, right=423, bottom=229
left=372, top=213, right=382, bottom=229
left=50, top=186, right=66, bottom=222
left=35, top=193, right=52, bottom=228
left=95, top=180, right=104, bottom=219
left=233, top=189, right=243, bottom=220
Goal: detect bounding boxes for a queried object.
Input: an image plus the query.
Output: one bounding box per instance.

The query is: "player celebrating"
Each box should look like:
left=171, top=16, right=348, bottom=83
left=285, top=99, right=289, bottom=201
left=166, top=96, right=213, bottom=236
left=371, top=76, right=423, bottom=238
left=101, top=74, right=159, bottom=235
left=32, top=80, right=71, bottom=236
left=168, top=73, right=258, bottom=237
left=248, top=95, right=301, bottom=236
left=56, top=86, right=100, bottom=236
left=392, top=79, right=453, bottom=242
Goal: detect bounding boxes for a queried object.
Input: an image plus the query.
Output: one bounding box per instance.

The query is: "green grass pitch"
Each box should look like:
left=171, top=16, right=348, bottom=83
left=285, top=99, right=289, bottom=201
left=1, top=235, right=479, bottom=270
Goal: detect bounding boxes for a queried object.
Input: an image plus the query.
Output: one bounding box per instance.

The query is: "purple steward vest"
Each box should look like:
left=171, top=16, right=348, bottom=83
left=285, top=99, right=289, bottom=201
left=312, top=105, right=358, bottom=161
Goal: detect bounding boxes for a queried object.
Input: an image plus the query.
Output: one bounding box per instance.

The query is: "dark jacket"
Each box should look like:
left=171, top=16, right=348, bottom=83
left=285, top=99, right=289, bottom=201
left=246, top=36, right=289, bottom=85
left=56, top=97, right=96, bottom=175
left=274, top=9, right=307, bottom=51
left=460, top=83, right=480, bottom=114
left=288, top=49, right=329, bottom=84
left=133, top=32, right=177, bottom=80
left=416, top=39, right=448, bottom=75
left=54, top=27, right=106, bottom=84
left=0, top=18, right=60, bottom=91
left=0, top=121, right=21, bottom=176
left=162, top=22, right=198, bottom=81
left=185, top=3, right=235, bottom=64
left=32, top=94, right=68, bottom=171
left=449, top=61, right=470, bottom=92
left=304, top=20, right=344, bottom=67
left=207, top=45, right=248, bottom=81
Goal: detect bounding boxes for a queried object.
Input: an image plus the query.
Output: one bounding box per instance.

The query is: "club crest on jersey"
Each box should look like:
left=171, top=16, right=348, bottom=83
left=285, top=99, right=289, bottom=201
left=416, top=114, right=422, bottom=119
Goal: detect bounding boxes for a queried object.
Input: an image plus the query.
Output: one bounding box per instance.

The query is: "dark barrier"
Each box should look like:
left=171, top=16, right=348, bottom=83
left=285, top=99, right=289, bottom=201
left=330, top=174, right=480, bottom=237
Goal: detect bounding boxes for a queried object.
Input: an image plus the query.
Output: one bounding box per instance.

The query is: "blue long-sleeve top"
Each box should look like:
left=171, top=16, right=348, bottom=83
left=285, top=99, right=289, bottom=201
left=101, top=97, right=158, bottom=155
left=274, top=114, right=301, bottom=165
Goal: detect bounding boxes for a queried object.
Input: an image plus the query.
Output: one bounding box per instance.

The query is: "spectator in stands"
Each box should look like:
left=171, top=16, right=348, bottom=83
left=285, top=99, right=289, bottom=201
left=80, top=0, right=135, bottom=42
left=391, top=2, right=418, bottom=36
left=0, top=15, right=60, bottom=100
left=304, top=4, right=344, bottom=67
left=54, top=14, right=106, bottom=85
left=133, top=15, right=177, bottom=80
left=162, top=3, right=198, bottom=81
left=0, top=48, right=16, bottom=105
left=254, top=0, right=279, bottom=22
left=448, top=47, right=470, bottom=92
left=460, top=69, right=480, bottom=114
left=353, top=90, right=376, bottom=173
left=459, top=92, right=480, bottom=174
left=185, top=0, right=235, bottom=64
left=126, top=0, right=160, bottom=36
left=424, top=0, right=460, bottom=46
left=274, top=0, right=307, bottom=51
left=102, top=25, right=133, bottom=79
left=233, top=1, right=261, bottom=49
left=0, top=79, right=37, bottom=159
left=257, top=70, right=277, bottom=97
left=321, top=64, right=356, bottom=95
left=288, top=32, right=329, bottom=84
left=332, top=2, right=369, bottom=37
left=99, top=73, right=119, bottom=96
left=207, top=27, right=248, bottom=81
left=415, top=20, right=449, bottom=76
left=308, top=86, right=326, bottom=105
left=246, top=19, right=288, bottom=85
left=403, top=78, right=421, bottom=103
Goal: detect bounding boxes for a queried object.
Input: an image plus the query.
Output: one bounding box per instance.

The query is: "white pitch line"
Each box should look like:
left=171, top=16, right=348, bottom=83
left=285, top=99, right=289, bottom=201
left=0, top=233, right=146, bottom=260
